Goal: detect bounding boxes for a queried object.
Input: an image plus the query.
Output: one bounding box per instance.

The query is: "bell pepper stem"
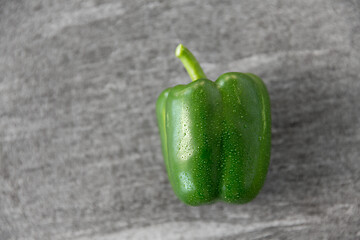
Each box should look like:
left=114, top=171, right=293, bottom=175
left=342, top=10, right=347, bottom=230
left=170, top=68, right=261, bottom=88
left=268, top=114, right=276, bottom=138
left=175, top=44, right=207, bottom=82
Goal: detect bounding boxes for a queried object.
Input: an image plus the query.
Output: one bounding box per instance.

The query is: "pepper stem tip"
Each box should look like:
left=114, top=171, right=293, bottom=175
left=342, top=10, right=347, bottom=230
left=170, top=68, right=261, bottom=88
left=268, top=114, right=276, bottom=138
left=175, top=44, right=185, bottom=58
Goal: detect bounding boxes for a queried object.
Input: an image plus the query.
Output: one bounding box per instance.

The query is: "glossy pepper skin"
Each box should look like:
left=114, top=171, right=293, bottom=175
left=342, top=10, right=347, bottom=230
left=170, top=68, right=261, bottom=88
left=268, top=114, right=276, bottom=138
left=156, top=44, right=271, bottom=206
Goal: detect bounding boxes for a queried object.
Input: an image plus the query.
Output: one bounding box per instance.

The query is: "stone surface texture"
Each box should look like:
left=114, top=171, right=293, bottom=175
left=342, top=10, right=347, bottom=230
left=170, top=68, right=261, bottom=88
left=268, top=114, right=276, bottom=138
left=0, top=0, right=360, bottom=239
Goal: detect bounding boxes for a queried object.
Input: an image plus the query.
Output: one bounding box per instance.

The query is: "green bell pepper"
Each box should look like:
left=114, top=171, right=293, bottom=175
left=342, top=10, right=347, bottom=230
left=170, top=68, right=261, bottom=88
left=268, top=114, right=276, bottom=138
left=156, top=44, right=271, bottom=206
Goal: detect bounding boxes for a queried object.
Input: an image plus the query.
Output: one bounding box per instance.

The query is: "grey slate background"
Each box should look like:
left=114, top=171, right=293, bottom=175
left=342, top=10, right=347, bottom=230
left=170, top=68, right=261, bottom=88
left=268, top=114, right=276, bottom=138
left=1, top=0, right=360, bottom=239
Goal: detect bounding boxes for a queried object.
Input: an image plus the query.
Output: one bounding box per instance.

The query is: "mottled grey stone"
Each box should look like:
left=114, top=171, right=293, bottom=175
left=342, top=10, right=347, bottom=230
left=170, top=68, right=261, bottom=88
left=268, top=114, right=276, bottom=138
left=0, top=0, right=359, bottom=239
